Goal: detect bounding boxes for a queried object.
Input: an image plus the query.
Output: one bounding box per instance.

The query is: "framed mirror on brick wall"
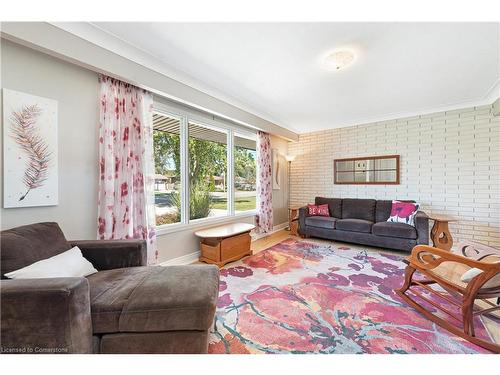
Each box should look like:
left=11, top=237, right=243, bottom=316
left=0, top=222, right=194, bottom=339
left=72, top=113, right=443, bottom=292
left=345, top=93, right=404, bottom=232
left=334, top=155, right=400, bottom=185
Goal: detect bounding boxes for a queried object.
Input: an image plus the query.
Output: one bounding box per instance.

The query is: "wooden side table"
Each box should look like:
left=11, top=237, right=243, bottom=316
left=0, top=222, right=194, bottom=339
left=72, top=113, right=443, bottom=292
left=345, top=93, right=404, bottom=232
left=429, top=215, right=457, bottom=251
left=195, top=223, right=255, bottom=267
left=288, top=206, right=301, bottom=236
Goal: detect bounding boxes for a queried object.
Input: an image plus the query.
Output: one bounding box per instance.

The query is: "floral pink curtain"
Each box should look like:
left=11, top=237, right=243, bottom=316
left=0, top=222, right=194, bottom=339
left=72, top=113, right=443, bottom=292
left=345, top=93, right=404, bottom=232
left=256, top=131, right=273, bottom=233
left=97, top=75, right=157, bottom=264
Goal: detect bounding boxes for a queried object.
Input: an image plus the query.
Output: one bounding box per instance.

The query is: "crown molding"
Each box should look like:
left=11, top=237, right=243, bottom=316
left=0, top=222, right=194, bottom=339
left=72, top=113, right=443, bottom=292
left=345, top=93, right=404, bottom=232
left=295, top=80, right=500, bottom=133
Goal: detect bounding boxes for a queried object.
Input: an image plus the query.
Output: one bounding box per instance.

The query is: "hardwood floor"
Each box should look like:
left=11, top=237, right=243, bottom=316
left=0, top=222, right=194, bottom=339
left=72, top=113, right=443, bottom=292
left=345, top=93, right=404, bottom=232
left=251, top=229, right=291, bottom=253
left=210, top=229, right=500, bottom=345
left=251, top=229, right=404, bottom=256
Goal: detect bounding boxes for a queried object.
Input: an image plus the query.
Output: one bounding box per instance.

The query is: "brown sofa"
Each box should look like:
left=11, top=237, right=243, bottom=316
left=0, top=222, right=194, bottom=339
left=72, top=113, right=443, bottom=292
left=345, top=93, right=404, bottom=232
left=299, top=197, right=429, bottom=252
left=0, top=222, right=219, bottom=354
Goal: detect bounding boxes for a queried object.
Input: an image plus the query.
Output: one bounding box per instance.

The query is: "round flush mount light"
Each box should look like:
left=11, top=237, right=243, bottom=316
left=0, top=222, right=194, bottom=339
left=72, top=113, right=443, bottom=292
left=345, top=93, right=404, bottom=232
left=323, top=50, right=356, bottom=71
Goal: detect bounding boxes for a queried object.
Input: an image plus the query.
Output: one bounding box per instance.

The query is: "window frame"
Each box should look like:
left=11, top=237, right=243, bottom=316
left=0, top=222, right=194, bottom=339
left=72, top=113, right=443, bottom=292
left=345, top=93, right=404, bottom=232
left=153, top=102, right=257, bottom=236
left=233, top=130, right=258, bottom=214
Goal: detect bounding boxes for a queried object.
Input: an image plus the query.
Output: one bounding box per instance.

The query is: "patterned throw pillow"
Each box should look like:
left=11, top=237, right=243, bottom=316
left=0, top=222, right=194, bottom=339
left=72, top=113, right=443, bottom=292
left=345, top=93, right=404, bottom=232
left=308, top=204, right=330, bottom=217
left=387, top=200, right=420, bottom=226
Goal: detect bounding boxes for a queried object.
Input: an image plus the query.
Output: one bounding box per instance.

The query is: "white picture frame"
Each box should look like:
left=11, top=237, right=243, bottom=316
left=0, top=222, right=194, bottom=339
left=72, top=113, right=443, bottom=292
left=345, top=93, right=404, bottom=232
left=3, top=89, right=58, bottom=208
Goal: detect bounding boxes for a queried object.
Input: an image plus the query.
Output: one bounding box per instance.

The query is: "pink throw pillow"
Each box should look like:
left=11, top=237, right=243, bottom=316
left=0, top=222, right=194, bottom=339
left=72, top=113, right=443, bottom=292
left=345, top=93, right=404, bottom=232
left=387, top=200, right=420, bottom=226
left=308, top=204, right=330, bottom=217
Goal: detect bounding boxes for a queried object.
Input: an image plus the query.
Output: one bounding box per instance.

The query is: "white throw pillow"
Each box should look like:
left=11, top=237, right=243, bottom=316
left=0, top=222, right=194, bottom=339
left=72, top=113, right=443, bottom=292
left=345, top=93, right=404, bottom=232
left=4, top=246, right=98, bottom=279
left=460, top=261, right=500, bottom=289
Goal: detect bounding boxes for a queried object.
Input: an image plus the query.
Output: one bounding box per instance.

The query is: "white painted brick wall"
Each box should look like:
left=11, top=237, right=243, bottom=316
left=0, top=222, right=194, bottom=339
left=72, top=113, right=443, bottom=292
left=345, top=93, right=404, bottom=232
left=288, top=104, right=500, bottom=247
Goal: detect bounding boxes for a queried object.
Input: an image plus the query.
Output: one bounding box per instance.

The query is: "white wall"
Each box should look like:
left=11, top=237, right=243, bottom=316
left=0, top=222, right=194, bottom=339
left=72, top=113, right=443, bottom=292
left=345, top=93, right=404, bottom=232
left=1, top=39, right=100, bottom=239
left=288, top=104, right=500, bottom=247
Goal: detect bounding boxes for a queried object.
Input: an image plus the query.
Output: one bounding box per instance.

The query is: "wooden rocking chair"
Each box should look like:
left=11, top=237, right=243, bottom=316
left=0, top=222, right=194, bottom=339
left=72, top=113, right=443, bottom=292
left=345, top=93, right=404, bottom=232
left=396, top=242, right=500, bottom=353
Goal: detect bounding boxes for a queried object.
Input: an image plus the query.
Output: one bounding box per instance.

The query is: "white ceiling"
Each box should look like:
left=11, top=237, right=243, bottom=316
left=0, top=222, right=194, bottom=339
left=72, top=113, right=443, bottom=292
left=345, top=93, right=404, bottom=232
left=63, top=22, right=500, bottom=133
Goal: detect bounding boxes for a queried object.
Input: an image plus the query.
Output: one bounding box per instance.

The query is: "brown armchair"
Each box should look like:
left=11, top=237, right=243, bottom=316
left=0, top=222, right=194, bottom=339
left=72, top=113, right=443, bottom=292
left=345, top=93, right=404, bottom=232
left=397, top=243, right=500, bottom=353
left=1, top=222, right=219, bottom=354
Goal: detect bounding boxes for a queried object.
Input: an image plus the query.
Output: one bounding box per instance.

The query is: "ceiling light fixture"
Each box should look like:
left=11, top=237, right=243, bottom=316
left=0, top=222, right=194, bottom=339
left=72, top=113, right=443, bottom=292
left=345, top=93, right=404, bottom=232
left=323, top=50, right=356, bottom=71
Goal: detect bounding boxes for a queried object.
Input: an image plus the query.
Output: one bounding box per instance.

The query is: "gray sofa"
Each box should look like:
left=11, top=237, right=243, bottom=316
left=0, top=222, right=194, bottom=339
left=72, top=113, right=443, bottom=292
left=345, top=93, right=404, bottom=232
left=0, top=222, right=219, bottom=354
left=299, top=197, right=429, bottom=252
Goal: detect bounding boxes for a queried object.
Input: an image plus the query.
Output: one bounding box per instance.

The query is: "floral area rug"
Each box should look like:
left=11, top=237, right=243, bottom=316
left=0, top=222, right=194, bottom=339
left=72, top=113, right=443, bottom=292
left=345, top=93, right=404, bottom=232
left=208, top=238, right=490, bottom=354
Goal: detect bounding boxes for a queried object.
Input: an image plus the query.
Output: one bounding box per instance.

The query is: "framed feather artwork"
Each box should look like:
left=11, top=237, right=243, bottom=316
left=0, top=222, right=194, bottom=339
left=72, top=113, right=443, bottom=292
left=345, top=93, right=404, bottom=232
left=3, top=89, right=58, bottom=208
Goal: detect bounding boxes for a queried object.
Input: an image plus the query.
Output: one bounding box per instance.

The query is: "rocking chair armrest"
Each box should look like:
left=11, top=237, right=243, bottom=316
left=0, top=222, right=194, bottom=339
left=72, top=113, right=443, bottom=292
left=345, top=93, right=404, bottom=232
left=454, top=240, right=500, bottom=261
left=409, top=245, right=500, bottom=273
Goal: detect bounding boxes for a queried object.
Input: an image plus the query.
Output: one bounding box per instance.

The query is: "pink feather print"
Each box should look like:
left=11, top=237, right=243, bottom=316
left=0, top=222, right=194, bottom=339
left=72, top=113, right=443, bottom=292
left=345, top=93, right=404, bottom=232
left=10, top=104, right=52, bottom=201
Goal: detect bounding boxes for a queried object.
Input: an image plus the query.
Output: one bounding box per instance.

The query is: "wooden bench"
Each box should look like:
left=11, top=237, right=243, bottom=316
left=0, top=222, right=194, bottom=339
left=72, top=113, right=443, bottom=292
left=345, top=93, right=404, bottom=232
left=195, top=223, right=255, bottom=267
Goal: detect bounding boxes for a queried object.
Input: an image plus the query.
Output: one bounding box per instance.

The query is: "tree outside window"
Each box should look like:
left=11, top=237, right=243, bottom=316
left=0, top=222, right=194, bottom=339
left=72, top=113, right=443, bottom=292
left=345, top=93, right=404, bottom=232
left=153, top=112, right=257, bottom=226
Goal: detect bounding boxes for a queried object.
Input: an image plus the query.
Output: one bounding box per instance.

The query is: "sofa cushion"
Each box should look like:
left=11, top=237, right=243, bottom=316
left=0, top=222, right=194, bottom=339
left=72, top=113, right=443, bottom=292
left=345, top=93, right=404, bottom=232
left=375, top=200, right=393, bottom=222
left=87, top=267, right=150, bottom=333
left=341, top=199, right=376, bottom=221
left=1, top=222, right=71, bottom=278
left=87, top=265, right=219, bottom=334
left=315, top=197, right=342, bottom=218
left=305, top=216, right=337, bottom=229
left=372, top=222, right=417, bottom=239
left=335, top=219, right=373, bottom=233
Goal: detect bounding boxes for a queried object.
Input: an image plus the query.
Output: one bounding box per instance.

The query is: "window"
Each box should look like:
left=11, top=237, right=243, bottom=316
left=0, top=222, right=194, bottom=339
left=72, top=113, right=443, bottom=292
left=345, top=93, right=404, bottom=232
left=188, top=121, right=228, bottom=220
left=153, top=113, right=182, bottom=225
left=153, top=104, right=257, bottom=229
left=234, top=133, right=257, bottom=213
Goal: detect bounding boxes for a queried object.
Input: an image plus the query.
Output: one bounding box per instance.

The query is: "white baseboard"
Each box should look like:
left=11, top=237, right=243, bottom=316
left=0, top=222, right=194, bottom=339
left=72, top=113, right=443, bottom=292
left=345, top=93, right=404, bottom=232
left=158, top=222, right=289, bottom=266
left=251, top=222, right=288, bottom=240
left=158, top=251, right=200, bottom=266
